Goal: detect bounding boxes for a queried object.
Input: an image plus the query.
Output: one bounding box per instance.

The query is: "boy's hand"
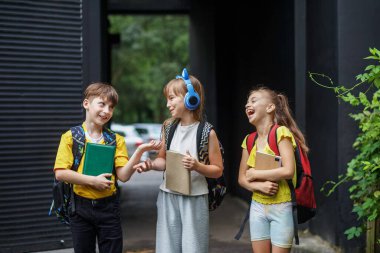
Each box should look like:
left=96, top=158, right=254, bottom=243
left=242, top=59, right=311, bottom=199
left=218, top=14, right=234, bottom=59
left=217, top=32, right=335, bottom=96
left=92, top=173, right=113, bottom=191
left=133, top=158, right=153, bottom=173
left=182, top=151, right=199, bottom=171
left=138, top=140, right=162, bottom=152
left=253, top=181, right=278, bottom=196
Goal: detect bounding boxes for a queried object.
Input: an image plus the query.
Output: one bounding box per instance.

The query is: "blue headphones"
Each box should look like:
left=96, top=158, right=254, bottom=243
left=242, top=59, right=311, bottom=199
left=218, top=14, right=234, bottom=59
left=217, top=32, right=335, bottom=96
left=176, top=68, right=200, bottom=111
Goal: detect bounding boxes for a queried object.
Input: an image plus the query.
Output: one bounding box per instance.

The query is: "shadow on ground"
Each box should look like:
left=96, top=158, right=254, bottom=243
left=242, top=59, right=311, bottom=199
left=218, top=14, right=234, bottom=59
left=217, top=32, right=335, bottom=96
left=120, top=171, right=339, bottom=253
left=33, top=170, right=339, bottom=253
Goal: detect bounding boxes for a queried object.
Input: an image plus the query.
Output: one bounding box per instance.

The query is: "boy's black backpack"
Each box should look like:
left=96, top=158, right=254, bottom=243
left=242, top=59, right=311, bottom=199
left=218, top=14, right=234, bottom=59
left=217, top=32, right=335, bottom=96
left=164, top=119, right=227, bottom=211
left=49, top=125, right=117, bottom=225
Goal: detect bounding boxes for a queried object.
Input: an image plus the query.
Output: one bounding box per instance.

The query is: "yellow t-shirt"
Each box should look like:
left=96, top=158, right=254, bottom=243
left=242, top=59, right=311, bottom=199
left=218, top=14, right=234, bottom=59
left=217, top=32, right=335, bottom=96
left=54, top=124, right=129, bottom=199
left=241, top=126, right=297, bottom=204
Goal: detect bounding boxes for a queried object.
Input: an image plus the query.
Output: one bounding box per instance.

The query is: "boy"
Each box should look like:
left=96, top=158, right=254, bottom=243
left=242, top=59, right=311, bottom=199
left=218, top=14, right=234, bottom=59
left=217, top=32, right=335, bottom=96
left=54, top=82, right=161, bottom=253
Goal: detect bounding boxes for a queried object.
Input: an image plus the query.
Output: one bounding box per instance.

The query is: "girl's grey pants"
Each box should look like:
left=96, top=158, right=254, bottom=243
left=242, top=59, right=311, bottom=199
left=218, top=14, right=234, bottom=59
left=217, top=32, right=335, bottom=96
left=155, top=190, right=209, bottom=253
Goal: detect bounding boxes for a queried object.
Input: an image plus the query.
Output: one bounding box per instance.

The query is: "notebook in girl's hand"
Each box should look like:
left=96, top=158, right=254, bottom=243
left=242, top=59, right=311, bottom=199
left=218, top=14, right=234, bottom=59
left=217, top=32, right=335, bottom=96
left=83, top=143, right=116, bottom=176
left=255, top=151, right=282, bottom=170
left=166, top=150, right=191, bottom=195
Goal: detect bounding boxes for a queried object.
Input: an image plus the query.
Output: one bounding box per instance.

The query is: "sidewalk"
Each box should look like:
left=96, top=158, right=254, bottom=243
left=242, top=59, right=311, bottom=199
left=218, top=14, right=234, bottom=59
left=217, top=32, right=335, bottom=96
left=34, top=171, right=339, bottom=253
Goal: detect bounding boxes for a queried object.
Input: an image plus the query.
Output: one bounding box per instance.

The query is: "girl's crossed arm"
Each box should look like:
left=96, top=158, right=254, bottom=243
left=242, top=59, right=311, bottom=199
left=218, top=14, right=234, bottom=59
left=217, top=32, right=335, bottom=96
left=238, top=148, right=278, bottom=196
left=246, top=137, right=295, bottom=182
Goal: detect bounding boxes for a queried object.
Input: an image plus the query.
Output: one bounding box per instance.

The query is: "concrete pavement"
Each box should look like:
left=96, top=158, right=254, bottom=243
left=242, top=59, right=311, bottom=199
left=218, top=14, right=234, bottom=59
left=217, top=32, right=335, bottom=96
left=35, top=171, right=339, bottom=253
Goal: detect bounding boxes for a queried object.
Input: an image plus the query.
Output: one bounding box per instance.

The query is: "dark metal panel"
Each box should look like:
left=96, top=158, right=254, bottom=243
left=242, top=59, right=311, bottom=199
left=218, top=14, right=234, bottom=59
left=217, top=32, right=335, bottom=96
left=108, top=0, right=190, bottom=14
left=0, top=0, right=83, bottom=252
left=82, top=0, right=108, bottom=85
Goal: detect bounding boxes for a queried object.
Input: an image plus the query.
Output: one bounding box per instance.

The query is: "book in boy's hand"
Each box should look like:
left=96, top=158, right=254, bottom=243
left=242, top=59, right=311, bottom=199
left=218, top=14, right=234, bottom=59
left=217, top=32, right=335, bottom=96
left=255, top=151, right=282, bottom=170
left=83, top=143, right=116, bottom=177
left=165, top=150, right=191, bottom=195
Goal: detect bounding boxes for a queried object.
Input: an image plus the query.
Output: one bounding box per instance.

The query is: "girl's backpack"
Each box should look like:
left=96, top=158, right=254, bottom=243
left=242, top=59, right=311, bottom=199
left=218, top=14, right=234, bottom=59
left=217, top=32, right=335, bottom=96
left=238, top=124, right=316, bottom=244
left=165, top=119, right=227, bottom=211
left=49, top=126, right=117, bottom=226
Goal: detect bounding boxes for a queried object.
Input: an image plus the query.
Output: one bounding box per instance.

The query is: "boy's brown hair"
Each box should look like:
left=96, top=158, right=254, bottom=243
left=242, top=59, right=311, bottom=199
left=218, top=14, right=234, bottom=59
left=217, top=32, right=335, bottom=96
left=84, top=82, right=119, bottom=106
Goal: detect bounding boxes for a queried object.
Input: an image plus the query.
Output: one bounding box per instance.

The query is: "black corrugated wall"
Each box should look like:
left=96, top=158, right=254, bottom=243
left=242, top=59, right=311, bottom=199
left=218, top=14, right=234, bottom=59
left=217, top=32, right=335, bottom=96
left=0, top=0, right=84, bottom=252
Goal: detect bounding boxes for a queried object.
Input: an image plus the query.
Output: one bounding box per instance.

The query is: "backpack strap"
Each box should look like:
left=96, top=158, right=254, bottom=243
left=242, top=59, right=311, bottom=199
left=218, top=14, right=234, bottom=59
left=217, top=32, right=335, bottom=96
left=246, top=132, right=258, bottom=155
left=246, top=124, right=280, bottom=155
left=50, top=126, right=84, bottom=218
left=197, top=121, right=214, bottom=163
left=287, top=175, right=299, bottom=244
left=71, top=126, right=86, bottom=172
left=102, top=127, right=118, bottom=189
left=165, top=119, right=180, bottom=150
left=196, top=120, right=206, bottom=157
left=267, top=124, right=280, bottom=156
left=163, top=119, right=179, bottom=180
left=68, top=125, right=86, bottom=215
left=267, top=124, right=300, bottom=245
left=234, top=205, right=250, bottom=240
left=195, top=121, right=227, bottom=211
left=103, top=127, right=117, bottom=146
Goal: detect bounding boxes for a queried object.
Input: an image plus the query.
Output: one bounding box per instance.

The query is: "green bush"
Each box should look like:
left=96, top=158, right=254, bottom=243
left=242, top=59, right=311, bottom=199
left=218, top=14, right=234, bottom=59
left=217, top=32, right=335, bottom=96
left=109, top=15, right=189, bottom=123
left=309, top=48, right=380, bottom=242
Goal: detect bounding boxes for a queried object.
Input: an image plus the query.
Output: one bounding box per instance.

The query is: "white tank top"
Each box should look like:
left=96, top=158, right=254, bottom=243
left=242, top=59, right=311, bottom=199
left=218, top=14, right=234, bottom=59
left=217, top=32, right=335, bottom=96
left=159, top=121, right=209, bottom=195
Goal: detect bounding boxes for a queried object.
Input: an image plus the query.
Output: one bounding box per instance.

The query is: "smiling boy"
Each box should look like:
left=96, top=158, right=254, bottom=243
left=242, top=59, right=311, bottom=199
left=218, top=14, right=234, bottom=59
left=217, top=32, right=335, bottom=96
left=54, top=82, right=161, bottom=253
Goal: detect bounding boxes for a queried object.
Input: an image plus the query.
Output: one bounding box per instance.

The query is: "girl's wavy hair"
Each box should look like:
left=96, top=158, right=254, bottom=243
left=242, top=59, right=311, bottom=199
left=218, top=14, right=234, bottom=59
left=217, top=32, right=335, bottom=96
left=249, top=86, right=309, bottom=154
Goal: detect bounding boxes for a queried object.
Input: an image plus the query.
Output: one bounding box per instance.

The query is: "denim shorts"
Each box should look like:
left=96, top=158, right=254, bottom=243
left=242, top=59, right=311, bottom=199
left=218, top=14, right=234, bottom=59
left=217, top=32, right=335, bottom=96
left=249, top=200, right=294, bottom=248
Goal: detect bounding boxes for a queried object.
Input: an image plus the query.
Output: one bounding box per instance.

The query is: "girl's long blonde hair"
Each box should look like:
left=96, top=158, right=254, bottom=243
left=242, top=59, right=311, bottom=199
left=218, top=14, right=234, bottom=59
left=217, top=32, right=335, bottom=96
left=249, top=86, right=309, bottom=154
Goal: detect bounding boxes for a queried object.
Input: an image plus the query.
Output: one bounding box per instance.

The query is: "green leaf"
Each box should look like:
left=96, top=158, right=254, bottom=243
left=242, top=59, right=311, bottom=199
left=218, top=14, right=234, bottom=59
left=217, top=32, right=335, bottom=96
left=355, top=227, right=362, bottom=237
left=362, top=198, right=374, bottom=209
left=365, top=65, right=375, bottom=71
left=349, top=185, right=358, bottom=193
left=368, top=212, right=378, bottom=221
left=374, top=78, right=380, bottom=88
left=344, top=226, right=362, bottom=240
left=371, top=165, right=380, bottom=172
left=375, top=48, right=380, bottom=57
left=359, top=92, right=370, bottom=106
left=342, top=93, right=360, bottom=106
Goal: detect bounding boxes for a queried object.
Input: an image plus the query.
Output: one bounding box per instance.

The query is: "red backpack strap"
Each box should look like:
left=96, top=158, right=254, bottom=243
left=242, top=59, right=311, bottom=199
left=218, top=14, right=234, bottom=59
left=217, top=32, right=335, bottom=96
left=267, top=124, right=281, bottom=156
left=268, top=124, right=301, bottom=244
left=246, top=132, right=258, bottom=155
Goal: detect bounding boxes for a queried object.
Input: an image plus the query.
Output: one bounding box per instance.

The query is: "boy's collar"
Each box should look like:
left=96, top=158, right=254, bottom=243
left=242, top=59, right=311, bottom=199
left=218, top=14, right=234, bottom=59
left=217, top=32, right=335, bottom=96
left=81, top=122, right=87, bottom=132
left=82, top=122, right=103, bottom=133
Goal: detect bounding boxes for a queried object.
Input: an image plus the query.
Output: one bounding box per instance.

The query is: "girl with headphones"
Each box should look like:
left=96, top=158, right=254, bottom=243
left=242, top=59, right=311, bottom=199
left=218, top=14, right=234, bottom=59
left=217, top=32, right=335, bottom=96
left=133, top=68, right=224, bottom=253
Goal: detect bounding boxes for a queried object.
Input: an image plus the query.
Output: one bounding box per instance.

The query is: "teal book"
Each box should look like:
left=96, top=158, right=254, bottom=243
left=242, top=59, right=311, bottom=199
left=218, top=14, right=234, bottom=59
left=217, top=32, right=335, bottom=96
left=82, top=143, right=116, bottom=176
